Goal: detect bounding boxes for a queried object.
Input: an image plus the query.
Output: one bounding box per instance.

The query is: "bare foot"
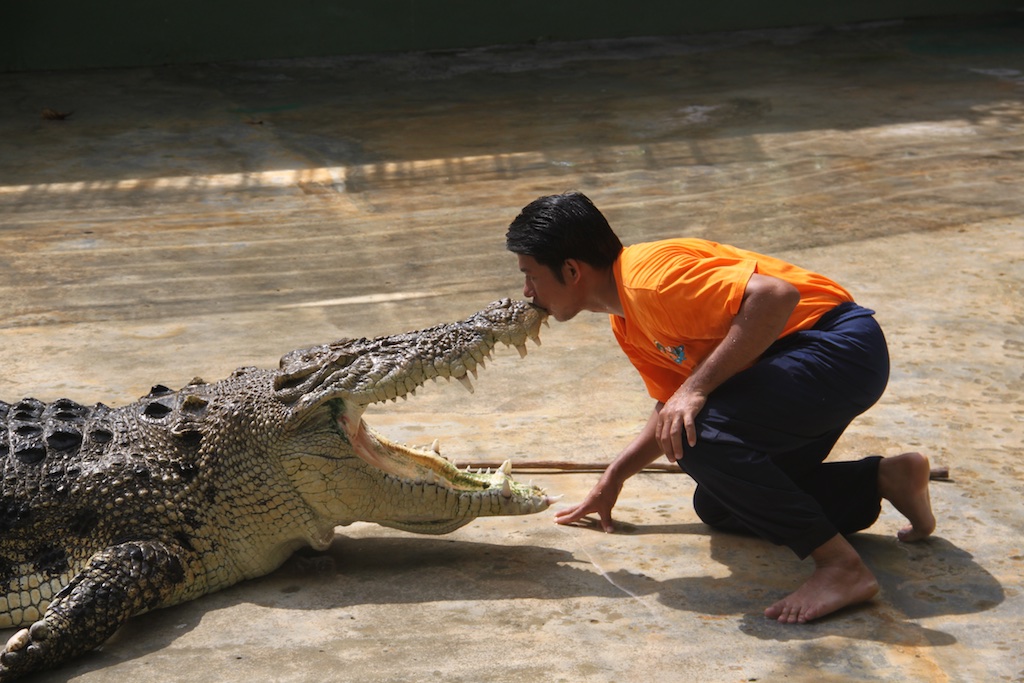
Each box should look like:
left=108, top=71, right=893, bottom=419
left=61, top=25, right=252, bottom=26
left=878, top=452, right=936, bottom=542
left=765, top=535, right=879, bottom=624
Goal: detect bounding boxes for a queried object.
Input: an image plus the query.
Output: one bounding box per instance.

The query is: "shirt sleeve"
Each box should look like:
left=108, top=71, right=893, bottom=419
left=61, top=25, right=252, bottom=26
left=651, top=256, right=756, bottom=340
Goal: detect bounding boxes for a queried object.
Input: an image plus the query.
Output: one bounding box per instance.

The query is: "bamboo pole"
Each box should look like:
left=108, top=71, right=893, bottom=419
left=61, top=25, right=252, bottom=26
left=459, top=460, right=951, bottom=480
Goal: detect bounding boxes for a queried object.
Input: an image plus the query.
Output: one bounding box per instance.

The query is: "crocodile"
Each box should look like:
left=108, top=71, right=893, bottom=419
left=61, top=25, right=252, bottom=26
left=0, top=298, right=550, bottom=681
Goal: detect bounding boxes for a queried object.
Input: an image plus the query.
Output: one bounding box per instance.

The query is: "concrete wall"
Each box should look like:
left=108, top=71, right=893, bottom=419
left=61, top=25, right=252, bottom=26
left=3, top=0, right=1021, bottom=71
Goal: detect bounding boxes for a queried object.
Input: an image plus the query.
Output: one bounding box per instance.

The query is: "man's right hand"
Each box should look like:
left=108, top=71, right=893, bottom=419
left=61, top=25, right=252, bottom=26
left=555, top=406, right=666, bottom=532
left=553, top=474, right=624, bottom=533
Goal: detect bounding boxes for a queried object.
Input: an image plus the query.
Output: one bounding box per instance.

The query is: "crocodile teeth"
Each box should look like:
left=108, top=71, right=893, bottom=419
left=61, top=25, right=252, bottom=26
left=431, top=439, right=441, bottom=454
left=457, top=374, right=474, bottom=393
left=490, top=460, right=515, bottom=498
left=515, top=343, right=528, bottom=358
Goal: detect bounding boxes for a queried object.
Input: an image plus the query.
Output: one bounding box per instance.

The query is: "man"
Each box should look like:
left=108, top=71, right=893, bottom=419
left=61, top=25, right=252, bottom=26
left=505, top=191, right=935, bottom=624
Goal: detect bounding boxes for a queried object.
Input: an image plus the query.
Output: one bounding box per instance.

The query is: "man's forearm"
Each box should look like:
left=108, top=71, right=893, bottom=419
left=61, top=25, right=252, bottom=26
left=683, top=274, right=799, bottom=397
left=607, top=407, right=666, bottom=480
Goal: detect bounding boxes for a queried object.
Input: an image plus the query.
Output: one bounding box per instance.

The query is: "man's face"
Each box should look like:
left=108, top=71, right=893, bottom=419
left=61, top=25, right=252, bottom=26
left=517, top=254, right=578, bottom=322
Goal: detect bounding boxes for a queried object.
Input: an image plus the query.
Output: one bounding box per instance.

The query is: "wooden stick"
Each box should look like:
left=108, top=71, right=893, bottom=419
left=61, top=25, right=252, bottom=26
left=461, top=460, right=952, bottom=480
left=459, top=460, right=678, bottom=473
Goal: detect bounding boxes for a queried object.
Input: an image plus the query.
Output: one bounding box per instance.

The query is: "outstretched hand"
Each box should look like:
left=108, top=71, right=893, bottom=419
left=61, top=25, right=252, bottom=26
left=555, top=407, right=666, bottom=533
left=553, top=475, right=624, bottom=533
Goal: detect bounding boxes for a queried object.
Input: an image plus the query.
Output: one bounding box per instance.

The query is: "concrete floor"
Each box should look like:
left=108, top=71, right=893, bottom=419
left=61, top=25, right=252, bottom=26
left=2, top=13, right=1023, bottom=683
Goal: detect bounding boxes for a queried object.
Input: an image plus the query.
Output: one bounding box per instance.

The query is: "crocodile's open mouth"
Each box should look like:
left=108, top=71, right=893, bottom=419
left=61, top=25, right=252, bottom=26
left=332, top=344, right=553, bottom=528
left=339, top=401, right=538, bottom=492
left=277, top=299, right=553, bottom=530
left=344, top=408, right=552, bottom=532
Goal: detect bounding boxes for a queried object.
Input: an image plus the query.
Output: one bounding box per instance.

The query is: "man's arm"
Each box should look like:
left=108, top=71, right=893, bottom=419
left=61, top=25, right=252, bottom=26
left=657, top=273, right=800, bottom=461
left=553, top=406, right=664, bottom=532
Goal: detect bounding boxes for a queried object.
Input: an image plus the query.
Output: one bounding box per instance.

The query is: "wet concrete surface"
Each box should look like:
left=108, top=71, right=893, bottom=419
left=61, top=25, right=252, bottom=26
left=1, top=13, right=1023, bottom=683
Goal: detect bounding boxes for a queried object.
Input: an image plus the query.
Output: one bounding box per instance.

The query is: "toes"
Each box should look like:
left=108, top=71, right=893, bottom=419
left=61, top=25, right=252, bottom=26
left=764, top=600, right=784, bottom=620
left=766, top=598, right=821, bottom=624
left=782, top=606, right=805, bottom=624
left=765, top=601, right=802, bottom=624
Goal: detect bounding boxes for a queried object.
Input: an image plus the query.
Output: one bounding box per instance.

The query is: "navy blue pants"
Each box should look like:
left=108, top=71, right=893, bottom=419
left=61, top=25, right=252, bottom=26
left=678, top=302, right=890, bottom=559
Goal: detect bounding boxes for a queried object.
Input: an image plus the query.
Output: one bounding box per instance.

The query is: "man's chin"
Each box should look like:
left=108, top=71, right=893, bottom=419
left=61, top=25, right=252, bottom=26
left=532, top=303, right=575, bottom=322
left=552, top=310, right=578, bottom=323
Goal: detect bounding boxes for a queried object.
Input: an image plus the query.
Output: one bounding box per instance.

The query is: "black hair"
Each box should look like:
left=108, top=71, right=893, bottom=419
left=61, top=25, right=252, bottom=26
left=505, top=191, right=623, bottom=283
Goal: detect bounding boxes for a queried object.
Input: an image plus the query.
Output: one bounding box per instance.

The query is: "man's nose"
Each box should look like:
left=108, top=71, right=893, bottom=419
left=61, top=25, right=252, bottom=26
left=523, top=279, right=534, bottom=298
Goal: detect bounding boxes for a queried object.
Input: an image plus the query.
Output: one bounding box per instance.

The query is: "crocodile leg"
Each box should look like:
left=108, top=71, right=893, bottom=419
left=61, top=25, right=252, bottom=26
left=0, top=541, right=192, bottom=682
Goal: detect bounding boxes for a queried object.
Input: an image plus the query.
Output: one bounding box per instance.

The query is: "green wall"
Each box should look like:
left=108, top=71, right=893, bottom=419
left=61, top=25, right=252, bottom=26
left=3, top=0, right=1021, bottom=71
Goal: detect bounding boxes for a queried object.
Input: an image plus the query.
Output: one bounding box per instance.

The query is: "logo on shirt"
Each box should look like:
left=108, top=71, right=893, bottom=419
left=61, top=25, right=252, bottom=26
left=654, top=340, right=686, bottom=365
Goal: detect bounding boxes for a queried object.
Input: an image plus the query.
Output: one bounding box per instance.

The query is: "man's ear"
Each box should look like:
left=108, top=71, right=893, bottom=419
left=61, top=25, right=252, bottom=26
left=562, top=258, right=582, bottom=283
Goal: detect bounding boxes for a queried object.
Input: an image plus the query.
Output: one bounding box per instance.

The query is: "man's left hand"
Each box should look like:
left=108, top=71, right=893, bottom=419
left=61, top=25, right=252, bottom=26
left=656, top=388, right=707, bottom=461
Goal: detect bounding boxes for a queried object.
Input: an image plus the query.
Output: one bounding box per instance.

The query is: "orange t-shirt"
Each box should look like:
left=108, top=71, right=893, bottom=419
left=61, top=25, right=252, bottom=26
left=611, top=239, right=853, bottom=402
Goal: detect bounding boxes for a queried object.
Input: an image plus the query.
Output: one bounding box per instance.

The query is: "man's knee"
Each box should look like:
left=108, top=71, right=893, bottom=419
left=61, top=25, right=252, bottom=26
left=693, top=486, right=755, bottom=535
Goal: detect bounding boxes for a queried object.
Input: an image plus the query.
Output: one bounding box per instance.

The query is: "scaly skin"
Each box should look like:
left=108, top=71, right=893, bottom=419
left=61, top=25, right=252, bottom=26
left=0, top=298, right=549, bottom=681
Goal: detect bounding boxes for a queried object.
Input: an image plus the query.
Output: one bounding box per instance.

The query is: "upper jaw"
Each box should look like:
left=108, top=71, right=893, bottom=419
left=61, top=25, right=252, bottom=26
left=272, top=299, right=547, bottom=413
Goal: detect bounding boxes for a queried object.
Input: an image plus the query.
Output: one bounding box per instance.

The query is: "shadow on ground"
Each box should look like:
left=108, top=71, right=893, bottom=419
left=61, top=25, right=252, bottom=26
left=31, top=523, right=999, bottom=681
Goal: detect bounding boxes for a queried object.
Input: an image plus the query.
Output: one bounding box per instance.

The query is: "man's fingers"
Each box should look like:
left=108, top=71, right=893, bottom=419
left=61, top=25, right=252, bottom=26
left=684, top=415, right=697, bottom=449
left=657, top=414, right=684, bottom=461
left=553, top=503, right=585, bottom=525
left=553, top=497, right=616, bottom=532
left=554, top=508, right=584, bottom=525
left=554, top=499, right=600, bottom=525
left=554, top=507, right=615, bottom=532
left=664, top=417, right=684, bottom=461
